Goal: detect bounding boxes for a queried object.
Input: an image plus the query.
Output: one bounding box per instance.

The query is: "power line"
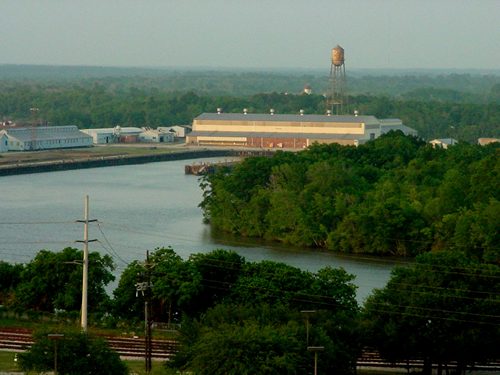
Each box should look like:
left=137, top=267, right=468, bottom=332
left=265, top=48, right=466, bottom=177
left=95, top=222, right=130, bottom=266
left=0, top=221, right=76, bottom=225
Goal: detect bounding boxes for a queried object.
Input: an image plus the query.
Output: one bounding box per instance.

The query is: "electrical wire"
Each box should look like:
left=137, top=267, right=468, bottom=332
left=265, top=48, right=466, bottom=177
left=95, top=222, right=130, bottom=267
left=0, top=221, right=76, bottom=225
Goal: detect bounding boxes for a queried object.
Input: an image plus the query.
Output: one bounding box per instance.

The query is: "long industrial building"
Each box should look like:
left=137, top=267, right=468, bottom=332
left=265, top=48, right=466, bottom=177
left=0, top=125, right=93, bottom=151
left=187, top=112, right=417, bottom=149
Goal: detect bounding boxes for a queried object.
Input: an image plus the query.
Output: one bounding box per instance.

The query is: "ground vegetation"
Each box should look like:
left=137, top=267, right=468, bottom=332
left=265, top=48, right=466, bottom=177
left=18, top=328, right=128, bottom=375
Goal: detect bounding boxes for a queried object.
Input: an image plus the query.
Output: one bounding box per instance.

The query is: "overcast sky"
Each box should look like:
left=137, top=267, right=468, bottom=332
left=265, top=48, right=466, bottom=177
left=1, top=0, right=499, bottom=70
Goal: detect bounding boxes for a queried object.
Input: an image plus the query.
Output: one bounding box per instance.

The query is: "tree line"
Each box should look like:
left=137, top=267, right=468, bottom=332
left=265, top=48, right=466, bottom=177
left=0, top=79, right=499, bottom=142
left=1, top=246, right=498, bottom=374
left=1, top=65, right=499, bottom=99
left=201, top=132, right=499, bottom=262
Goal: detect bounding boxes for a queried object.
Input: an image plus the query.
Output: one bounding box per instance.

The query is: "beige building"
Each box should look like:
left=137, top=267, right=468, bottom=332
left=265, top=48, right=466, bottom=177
left=429, top=138, right=458, bottom=149
left=187, top=112, right=415, bottom=149
left=477, top=138, right=499, bottom=146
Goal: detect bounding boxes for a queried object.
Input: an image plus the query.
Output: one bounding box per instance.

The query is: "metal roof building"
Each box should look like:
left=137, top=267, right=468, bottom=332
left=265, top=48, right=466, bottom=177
left=187, top=112, right=416, bottom=149
left=81, top=127, right=142, bottom=144
left=1, top=126, right=93, bottom=151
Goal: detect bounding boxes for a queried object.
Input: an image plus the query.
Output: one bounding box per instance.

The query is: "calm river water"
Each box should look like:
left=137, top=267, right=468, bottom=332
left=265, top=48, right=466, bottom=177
left=0, top=157, right=400, bottom=303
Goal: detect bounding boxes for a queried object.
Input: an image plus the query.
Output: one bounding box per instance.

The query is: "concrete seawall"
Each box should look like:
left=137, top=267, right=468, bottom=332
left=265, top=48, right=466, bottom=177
left=0, top=149, right=237, bottom=176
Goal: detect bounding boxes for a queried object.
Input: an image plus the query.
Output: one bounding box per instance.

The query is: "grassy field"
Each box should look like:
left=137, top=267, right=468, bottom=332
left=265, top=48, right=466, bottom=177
left=0, top=351, right=412, bottom=375
left=0, top=351, right=21, bottom=373
left=0, top=350, right=177, bottom=375
left=124, top=359, right=179, bottom=375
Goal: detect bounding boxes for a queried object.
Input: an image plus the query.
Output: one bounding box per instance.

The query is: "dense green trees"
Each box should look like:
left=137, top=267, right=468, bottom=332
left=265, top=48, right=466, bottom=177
left=158, top=249, right=360, bottom=375
left=18, top=329, right=128, bottom=375
left=3, top=245, right=498, bottom=372
left=172, top=304, right=358, bottom=375
left=362, top=251, right=500, bottom=374
left=0, top=261, right=23, bottom=305
left=6, top=247, right=114, bottom=313
left=201, top=133, right=499, bottom=260
left=110, top=248, right=360, bottom=373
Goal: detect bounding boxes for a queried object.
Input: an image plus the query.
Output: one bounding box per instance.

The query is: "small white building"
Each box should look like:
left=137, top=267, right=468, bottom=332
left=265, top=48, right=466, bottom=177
left=81, top=126, right=143, bottom=144
left=139, top=128, right=175, bottom=143
left=2, top=126, right=93, bottom=151
left=158, top=125, right=189, bottom=138
left=429, top=138, right=458, bottom=149
left=0, top=131, right=9, bottom=152
left=380, top=119, right=418, bottom=137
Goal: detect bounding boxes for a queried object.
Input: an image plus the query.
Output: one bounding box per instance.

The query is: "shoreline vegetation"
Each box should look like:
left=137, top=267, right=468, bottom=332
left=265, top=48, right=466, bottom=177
left=200, top=133, right=499, bottom=259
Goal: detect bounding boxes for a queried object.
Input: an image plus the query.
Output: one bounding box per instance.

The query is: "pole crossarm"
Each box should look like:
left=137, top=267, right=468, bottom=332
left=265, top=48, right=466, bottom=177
left=78, top=195, right=97, bottom=333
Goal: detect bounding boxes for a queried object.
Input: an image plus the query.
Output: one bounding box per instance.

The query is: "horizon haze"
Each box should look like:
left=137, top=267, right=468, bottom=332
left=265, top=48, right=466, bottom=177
left=1, top=1, right=499, bottom=71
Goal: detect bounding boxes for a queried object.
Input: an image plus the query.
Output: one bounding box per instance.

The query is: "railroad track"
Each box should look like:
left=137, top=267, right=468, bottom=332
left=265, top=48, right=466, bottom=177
left=1, top=329, right=499, bottom=371
left=0, top=328, right=177, bottom=360
left=358, top=348, right=500, bottom=372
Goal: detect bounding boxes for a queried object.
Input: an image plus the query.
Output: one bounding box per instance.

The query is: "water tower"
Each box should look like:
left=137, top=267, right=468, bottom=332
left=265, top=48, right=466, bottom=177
left=327, top=45, right=346, bottom=115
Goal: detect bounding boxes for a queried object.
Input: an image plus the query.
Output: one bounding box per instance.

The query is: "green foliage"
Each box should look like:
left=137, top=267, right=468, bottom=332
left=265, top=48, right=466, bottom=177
left=112, top=260, right=145, bottom=321
left=362, top=251, right=500, bottom=372
left=229, top=261, right=358, bottom=314
left=202, top=133, right=499, bottom=258
left=171, top=304, right=359, bottom=375
left=111, top=248, right=360, bottom=374
left=0, top=261, right=23, bottom=305
left=187, top=249, right=245, bottom=313
left=137, top=248, right=361, bottom=374
left=188, top=319, right=306, bottom=375
left=14, top=247, right=114, bottom=312
left=151, top=247, right=202, bottom=321
left=18, top=329, right=128, bottom=375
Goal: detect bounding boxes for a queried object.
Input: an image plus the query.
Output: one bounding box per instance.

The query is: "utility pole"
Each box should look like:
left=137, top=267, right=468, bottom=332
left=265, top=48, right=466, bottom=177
left=29, top=107, right=39, bottom=151
left=136, top=251, right=153, bottom=373
left=308, top=346, right=324, bottom=375
left=76, top=195, right=97, bottom=332
left=301, top=310, right=316, bottom=347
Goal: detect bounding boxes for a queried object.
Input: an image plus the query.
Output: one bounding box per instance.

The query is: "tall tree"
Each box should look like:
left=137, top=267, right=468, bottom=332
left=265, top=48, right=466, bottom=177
left=362, top=251, right=500, bottom=374
left=15, top=248, right=114, bottom=312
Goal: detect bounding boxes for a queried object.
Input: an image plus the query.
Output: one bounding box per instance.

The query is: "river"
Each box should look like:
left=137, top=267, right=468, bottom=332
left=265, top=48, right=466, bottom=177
left=0, top=157, right=400, bottom=303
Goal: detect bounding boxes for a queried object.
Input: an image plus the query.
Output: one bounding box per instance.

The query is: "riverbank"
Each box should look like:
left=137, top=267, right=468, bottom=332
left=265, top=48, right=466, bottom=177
left=0, top=144, right=264, bottom=176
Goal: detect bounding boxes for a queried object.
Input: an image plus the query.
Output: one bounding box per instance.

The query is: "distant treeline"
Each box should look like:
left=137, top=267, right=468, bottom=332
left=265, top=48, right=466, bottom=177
left=200, top=132, right=499, bottom=262
left=1, top=64, right=499, bottom=98
left=1, top=79, right=499, bottom=141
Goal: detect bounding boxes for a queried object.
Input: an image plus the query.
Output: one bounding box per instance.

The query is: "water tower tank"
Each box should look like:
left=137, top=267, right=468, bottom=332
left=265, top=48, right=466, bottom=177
left=331, top=45, right=345, bottom=66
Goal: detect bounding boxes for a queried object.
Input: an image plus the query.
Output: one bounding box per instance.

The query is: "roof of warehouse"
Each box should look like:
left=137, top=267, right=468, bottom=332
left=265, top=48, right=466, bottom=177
left=82, top=127, right=142, bottom=134
left=4, top=126, right=92, bottom=142
left=380, top=124, right=418, bottom=134
left=189, top=131, right=362, bottom=140
left=195, top=113, right=379, bottom=124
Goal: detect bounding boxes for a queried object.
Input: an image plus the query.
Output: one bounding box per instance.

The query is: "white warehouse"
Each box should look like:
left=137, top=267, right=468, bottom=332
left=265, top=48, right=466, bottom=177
left=0, top=126, right=93, bottom=151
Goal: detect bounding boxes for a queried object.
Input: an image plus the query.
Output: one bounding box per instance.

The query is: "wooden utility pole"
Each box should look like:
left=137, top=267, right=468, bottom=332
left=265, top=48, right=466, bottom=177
left=136, top=251, right=153, bottom=373
left=145, top=251, right=152, bottom=373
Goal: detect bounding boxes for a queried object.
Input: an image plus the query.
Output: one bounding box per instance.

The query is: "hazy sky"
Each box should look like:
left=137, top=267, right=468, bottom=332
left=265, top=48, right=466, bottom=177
left=1, top=0, right=499, bottom=70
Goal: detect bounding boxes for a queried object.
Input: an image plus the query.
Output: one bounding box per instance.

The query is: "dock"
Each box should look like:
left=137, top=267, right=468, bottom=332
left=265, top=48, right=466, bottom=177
left=185, top=160, right=237, bottom=175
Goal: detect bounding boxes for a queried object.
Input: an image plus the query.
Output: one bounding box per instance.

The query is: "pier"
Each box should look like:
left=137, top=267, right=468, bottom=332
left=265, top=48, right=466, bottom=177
left=185, top=160, right=238, bottom=175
